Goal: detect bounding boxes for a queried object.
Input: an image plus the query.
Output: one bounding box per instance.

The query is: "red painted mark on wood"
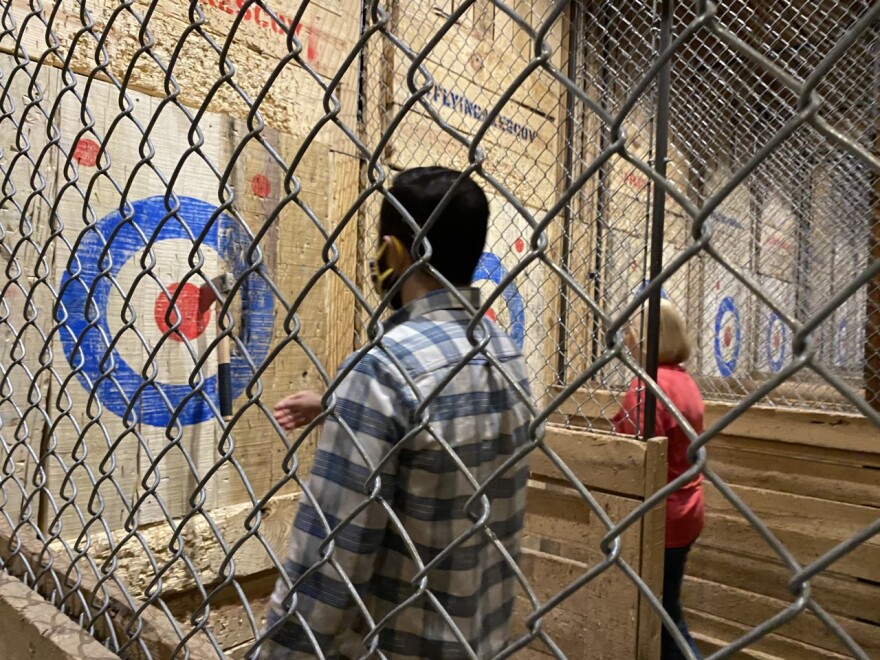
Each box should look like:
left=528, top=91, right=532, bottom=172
left=73, top=138, right=100, bottom=167
left=625, top=170, right=648, bottom=191
left=486, top=309, right=497, bottom=322
left=251, top=173, right=271, bottom=198
left=202, top=0, right=321, bottom=63
left=723, top=326, right=733, bottom=348
left=514, top=237, right=525, bottom=253
left=154, top=283, right=211, bottom=342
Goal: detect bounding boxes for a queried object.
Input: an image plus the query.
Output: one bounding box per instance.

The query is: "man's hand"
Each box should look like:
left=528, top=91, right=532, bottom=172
left=274, top=391, right=324, bottom=431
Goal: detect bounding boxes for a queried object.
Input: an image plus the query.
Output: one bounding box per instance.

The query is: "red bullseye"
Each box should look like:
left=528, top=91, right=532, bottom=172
left=723, top=326, right=733, bottom=347
left=486, top=309, right=497, bottom=322
left=154, top=283, right=211, bottom=342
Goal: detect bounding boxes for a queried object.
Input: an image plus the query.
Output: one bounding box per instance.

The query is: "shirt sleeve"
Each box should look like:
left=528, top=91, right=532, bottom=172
left=260, top=351, right=409, bottom=659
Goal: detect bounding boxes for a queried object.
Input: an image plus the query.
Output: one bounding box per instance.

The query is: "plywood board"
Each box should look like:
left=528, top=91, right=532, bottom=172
left=757, top=190, right=797, bottom=283
left=699, top=258, right=753, bottom=379
left=700, top=483, right=880, bottom=582
left=475, top=195, right=550, bottom=387
left=0, top=55, right=61, bottom=524
left=704, top=163, right=752, bottom=269
left=386, top=60, right=561, bottom=210
left=1, top=0, right=361, bottom=153
left=831, top=289, right=866, bottom=374
left=683, top=575, right=880, bottom=656
left=46, top=75, right=332, bottom=537
left=529, top=425, right=651, bottom=498
left=752, top=276, right=795, bottom=375
left=392, top=0, right=565, bottom=117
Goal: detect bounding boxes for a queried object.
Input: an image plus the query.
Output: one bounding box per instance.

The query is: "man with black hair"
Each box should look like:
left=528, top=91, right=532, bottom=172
left=259, top=167, right=534, bottom=659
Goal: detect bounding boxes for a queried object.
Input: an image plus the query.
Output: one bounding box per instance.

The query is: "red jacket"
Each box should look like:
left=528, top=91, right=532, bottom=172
left=612, top=365, right=705, bottom=548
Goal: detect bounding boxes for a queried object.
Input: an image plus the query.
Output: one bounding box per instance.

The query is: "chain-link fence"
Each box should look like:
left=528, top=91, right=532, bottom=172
left=0, top=0, right=878, bottom=658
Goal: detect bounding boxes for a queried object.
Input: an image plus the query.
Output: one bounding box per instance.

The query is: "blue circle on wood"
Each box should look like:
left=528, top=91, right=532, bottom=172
left=472, top=252, right=525, bottom=348
left=634, top=279, right=669, bottom=301
left=713, top=296, right=741, bottom=378
left=57, top=196, right=274, bottom=427
left=765, top=311, right=787, bottom=373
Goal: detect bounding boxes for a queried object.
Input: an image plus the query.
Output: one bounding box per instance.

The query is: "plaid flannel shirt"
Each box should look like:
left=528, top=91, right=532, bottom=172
left=258, top=287, right=533, bottom=659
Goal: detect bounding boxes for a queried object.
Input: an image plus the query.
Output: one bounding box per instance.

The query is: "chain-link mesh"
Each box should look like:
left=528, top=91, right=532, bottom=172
left=0, top=0, right=878, bottom=658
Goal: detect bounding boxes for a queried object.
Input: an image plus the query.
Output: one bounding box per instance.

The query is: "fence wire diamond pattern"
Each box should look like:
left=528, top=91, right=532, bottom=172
left=0, top=0, right=878, bottom=658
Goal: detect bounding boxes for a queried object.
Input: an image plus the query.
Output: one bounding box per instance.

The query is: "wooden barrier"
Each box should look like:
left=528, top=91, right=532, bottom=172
left=0, top=519, right=217, bottom=659
left=66, top=425, right=666, bottom=658
left=557, top=387, right=880, bottom=659
left=516, top=425, right=667, bottom=659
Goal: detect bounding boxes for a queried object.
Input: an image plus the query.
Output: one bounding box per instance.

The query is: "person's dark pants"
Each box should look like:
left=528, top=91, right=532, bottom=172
left=661, top=545, right=702, bottom=660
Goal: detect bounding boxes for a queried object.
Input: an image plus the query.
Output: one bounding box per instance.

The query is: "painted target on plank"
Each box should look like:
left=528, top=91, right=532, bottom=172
left=57, top=196, right=274, bottom=427
left=713, top=296, right=742, bottom=378
left=471, top=252, right=525, bottom=348
left=765, top=312, right=787, bottom=373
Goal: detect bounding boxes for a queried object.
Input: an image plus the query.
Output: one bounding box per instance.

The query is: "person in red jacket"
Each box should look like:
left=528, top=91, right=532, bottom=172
left=612, top=299, right=704, bottom=660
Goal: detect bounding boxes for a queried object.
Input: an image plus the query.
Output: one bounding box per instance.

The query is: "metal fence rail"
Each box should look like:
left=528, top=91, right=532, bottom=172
left=0, top=0, right=878, bottom=658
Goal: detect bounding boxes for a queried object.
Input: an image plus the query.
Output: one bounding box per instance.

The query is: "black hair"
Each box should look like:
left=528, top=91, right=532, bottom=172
left=379, top=166, right=489, bottom=286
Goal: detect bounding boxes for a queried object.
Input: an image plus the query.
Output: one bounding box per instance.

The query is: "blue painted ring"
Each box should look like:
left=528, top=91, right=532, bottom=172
left=765, top=311, right=787, bottom=373
left=58, top=196, right=274, bottom=427
left=472, top=252, right=525, bottom=348
left=713, top=296, right=742, bottom=378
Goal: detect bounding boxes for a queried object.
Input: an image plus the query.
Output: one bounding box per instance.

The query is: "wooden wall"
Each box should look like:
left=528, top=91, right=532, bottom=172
left=560, top=389, right=880, bottom=659
left=0, top=0, right=363, bottom=648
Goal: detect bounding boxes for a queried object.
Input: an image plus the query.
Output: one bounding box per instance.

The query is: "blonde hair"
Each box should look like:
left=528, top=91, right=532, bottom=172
left=657, top=299, right=691, bottom=364
left=630, top=299, right=692, bottom=365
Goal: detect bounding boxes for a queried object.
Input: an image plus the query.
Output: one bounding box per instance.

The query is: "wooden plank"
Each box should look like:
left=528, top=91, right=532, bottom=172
left=393, top=0, right=565, bottom=112
left=700, top=483, right=880, bottom=582
left=0, top=54, right=60, bottom=527
left=530, top=425, right=650, bottom=498
left=0, top=519, right=217, bottom=659
left=517, top=549, right=640, bottom=660
left=531, top=0, right=569, bottom=411
left=687, top=545, right=880, bottom=627
left=0, top=573, right=119, bottom=660
left=707, top=437, right=880, bottom=508
left=167, top=574, right=275, bottom=653
left=637, top=437, right=667, bottom=660
left=86, top=491, right=300, bottom=599
left=2, top=0, right=361, bottom=154
left=559, top=32, right=602, bottom=389
left=554, top=386, right=880, bottom=457
left=523, top=479, right=642, bottom=568
left=324, top=154, right=361, bottom=375
left=683, top=575, right=880, bottom=657
left=686, top=609, right=852, bottom=660
left=387, top=56, right=562, bottom=210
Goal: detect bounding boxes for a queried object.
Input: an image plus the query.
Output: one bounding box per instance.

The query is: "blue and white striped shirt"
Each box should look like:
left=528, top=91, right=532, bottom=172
left=259, top=287, right=533, bottom=659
